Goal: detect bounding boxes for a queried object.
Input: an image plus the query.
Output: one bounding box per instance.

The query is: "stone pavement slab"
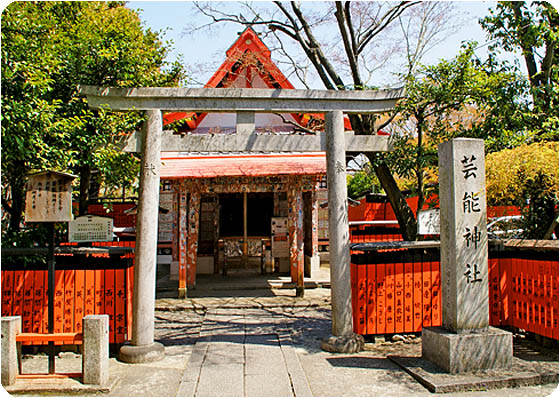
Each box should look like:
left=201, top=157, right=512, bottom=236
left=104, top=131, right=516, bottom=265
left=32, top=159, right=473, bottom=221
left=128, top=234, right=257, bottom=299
left=389, top=355, right=558, bottom=393
left=176, top=307, right=312, bottom=397
left=280, top=302, right=558, bottom=397
left=3, top=375, right=118, bottom=395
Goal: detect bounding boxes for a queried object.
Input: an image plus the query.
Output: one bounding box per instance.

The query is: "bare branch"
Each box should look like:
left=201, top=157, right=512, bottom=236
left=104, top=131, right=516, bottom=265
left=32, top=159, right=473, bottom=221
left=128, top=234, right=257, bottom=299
left=273, top=112, right=318, bottom=134
left=266, top=30, right=312, bottom=88
left=375, top=110, right=399, bottom=132
left=270, top=1, right=336, bottom=89
left=344, top=2, right=359, bottom=56
left=357, top=1, right=421, bottom=54
left=289, top=1, right=347, bottom=90
left=398, top=2, right=463, bottom=78
left=189, top=1, right=297, bottom=36
left=335, top=2, right=362, bottom=88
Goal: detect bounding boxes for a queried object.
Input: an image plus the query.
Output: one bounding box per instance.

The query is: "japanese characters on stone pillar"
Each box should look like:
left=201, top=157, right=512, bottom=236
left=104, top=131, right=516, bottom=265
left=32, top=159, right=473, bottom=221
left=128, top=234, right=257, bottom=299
left=438, top=138, right=488, bottom=332
left=423, top=138, right=512, bottom=374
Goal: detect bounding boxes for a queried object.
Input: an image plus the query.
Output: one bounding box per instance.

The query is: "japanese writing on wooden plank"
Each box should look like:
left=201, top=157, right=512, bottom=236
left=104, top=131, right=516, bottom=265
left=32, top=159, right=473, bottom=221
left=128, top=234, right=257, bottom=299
left=25, top=171, right=76, bottom=223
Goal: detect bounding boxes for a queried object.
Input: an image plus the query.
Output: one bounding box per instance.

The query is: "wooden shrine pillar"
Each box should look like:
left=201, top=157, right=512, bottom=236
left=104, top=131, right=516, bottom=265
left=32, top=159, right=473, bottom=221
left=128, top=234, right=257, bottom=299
left=187, top=191, right=200, bottom=286
left=311, top=187, right=320, bottom=257
left=243, top=191, right=248, bottom=265
left=178, top=190, right=188, bottom=298
left=288, top=181, right=304, bottom=297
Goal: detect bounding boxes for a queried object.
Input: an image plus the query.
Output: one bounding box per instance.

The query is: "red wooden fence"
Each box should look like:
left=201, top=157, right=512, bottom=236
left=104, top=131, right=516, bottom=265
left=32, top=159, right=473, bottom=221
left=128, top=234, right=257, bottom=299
left=489, top=253, right=559, bottom=339
left=85, top=203, right=136, bottom=228
left=1, top=241, right=134, bottom=345
left=351, top=248, right=558, bottom=340
left=349, top=225, right=402, bottom=244
left=351, top=250, right=441, bottom=335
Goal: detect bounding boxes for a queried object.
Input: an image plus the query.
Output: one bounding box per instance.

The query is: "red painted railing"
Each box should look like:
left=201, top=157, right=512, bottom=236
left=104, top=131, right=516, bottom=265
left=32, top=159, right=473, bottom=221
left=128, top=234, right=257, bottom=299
left=351, top=250, right=441, bottom=335
left=351, top=248, right=558, bottom=340
left=1, top=241, right=134, bottom=345
left=349, top=225, right=403, bottom=244
left=489, top=254, right=559, bottom=339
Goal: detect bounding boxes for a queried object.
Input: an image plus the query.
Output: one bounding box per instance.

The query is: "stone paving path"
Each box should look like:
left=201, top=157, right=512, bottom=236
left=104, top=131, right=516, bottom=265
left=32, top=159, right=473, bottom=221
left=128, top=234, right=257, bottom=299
left=10, top=288, right=558, bottom=397
left=177, top=308, right=312, bottom=397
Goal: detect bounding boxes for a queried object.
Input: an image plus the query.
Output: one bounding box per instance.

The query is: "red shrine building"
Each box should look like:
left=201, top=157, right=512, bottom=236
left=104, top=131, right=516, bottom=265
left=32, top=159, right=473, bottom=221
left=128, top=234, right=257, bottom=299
left=156, top=28, right=332, bottom=295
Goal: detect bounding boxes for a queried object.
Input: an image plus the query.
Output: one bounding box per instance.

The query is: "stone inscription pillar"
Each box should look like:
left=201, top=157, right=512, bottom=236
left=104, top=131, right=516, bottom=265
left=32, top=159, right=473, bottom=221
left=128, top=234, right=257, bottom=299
left=1, top=316, right=21, bottom=386
left=439, top=138, right=489, bottom=331
left=83, top=315, right=109, bottom=385
left=321, top=111, right=363, bottom=353
left=422, top=138, right=512, bottom=373
left=119, top=109, right=165, bottom=363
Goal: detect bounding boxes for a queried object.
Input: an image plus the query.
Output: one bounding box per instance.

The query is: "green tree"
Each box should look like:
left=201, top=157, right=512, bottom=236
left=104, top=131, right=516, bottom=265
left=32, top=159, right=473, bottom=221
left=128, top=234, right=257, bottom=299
left=1, top=2, right=185, bottom=237
left=389, top=44, right=528, bottom=212
left=347, top=170, right=379, bottom=200
left=486, top=141, right=558, bottom=239
left=480, top=1, right=559, bottom=141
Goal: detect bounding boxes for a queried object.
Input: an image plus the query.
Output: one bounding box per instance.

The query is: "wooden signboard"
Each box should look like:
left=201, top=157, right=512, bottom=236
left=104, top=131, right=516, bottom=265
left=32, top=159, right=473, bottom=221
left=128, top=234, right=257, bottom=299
left=271, top=217, right=289, bottom=258
left=25, top=171, right=76, bottom=223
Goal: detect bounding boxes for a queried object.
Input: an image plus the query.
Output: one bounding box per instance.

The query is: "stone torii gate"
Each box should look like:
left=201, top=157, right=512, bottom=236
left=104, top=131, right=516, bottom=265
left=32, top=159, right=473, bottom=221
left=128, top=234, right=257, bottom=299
left=80, top=86, right=403, bottom=362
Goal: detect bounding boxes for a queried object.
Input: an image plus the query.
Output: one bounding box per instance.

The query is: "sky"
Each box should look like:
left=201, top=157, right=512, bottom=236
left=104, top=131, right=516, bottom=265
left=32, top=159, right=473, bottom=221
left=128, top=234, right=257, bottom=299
left=127, top=1, right=523, bottom=88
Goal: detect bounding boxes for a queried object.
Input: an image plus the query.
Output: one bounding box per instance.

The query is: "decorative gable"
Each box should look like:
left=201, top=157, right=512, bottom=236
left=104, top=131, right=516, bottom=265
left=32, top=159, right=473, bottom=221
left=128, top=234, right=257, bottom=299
left=163, top=27, right=301, bottom=132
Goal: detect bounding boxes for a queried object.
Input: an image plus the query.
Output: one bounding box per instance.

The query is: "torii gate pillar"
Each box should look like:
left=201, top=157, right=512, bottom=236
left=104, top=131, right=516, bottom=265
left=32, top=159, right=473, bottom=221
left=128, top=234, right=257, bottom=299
left=321, top=111, right=364, bottom=353
left=119, top=110, right=165, bottom=363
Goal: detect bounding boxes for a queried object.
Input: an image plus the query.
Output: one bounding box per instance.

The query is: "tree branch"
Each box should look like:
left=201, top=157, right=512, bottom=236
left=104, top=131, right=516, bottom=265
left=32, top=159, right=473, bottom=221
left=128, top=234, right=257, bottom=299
left=375, top=110, right=399, bottom=132
left=273, top=112, right=318, bottom=134
left=1, top=198, right=13, bottom=215
left=289, top=1, right=347, bottom=89
left=191, top=2, right=297, bottom=36
left=335, top=2, right=362, bottom=88
left=344, top=2, right=359, bottom=56
left=272, top=1, right=336, bottom=89
left=357, top=1, right=420, bottom=54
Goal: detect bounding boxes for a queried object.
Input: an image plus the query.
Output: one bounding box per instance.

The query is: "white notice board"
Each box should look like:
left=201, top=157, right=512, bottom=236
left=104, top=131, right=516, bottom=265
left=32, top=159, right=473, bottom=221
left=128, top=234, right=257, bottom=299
left=417, top=209, right=440, bottom=235
left=69, top=215, right=114, bottom=242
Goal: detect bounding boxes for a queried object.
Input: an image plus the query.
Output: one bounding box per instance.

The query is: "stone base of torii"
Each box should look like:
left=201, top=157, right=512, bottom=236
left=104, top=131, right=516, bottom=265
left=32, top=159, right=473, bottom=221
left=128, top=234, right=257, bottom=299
left=79, top=86, right=401, bottom=362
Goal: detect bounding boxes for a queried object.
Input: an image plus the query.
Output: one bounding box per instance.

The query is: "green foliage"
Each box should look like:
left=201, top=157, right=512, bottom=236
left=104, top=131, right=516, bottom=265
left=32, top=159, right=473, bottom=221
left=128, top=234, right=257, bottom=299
left=347, top=171, right=379, bottom=199
left=388, top=43, right=528, bottom=211
left=1, top=2, right=185, bottom=237
left=480, top=1, right=559, bottom=141
left=486, top=142, right=559, bottom=239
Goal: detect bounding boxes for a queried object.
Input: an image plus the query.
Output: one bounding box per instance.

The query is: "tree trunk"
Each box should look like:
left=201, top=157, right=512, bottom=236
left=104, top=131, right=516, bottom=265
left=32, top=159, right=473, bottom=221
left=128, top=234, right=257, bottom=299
left=367, top=155, right=418, bottom=241
left=7, top=175, right=25, bottom=233
left=351, top=113, right=418, bottom=241
left=78, top=165, right=91, bottom=216
left=416, top=115, right=425, bottom=213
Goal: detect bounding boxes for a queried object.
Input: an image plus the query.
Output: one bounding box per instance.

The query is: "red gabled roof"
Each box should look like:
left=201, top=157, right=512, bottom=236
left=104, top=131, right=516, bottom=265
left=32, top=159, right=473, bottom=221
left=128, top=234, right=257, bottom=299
left=163, top=27, right=303, bottom=129
left=160, top=152, right=326, bottom=179
left=163, top=27, right=388, bottom=134
left=207, top=27, right=294, bottom=90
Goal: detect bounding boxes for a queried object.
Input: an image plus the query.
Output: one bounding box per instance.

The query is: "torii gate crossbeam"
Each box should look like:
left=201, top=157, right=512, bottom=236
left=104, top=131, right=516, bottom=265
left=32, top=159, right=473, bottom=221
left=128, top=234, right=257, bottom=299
left=79, top=85, right=404, bottom=362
